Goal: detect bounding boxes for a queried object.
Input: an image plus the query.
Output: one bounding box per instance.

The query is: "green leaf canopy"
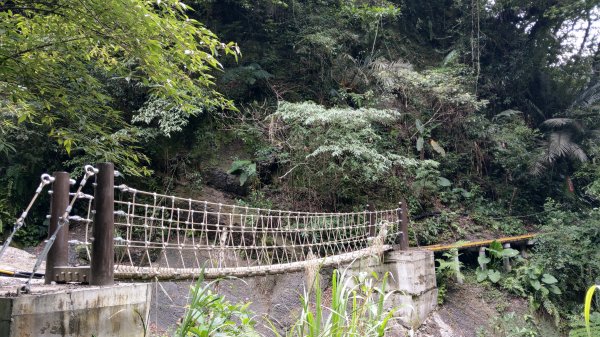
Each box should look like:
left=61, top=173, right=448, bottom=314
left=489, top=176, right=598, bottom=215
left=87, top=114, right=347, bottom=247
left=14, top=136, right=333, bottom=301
left=0, top=0, right=239, bottom=174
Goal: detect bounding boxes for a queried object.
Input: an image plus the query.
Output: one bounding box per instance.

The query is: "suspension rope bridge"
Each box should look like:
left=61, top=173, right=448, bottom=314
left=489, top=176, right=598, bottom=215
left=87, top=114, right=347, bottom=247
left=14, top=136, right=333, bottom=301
left=0, top=164, right=537, bottom=287
left=0, top=164, right=407, bottom=285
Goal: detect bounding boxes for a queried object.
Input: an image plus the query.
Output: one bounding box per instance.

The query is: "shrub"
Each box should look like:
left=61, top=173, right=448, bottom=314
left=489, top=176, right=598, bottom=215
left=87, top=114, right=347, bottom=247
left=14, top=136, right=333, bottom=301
left=176, top=274, right=259, bottom=337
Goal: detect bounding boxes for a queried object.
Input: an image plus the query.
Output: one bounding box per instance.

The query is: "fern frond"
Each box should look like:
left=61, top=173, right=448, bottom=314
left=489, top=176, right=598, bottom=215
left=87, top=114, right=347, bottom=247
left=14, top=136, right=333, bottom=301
left=531, top=159, right=548, bottom=176
left=572, top=81, right=600, bottom=108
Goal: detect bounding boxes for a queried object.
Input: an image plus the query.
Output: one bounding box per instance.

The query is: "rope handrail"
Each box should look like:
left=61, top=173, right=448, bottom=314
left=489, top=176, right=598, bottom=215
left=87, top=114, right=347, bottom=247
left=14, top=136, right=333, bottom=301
left=113, top=201, right=402, bottom=220
left=115, top=184, right=402, bottom=216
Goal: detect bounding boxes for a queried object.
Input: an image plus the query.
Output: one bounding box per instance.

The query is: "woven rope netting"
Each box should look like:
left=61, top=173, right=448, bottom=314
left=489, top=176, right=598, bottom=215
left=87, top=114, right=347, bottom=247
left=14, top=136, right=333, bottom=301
left=73, top=184, right=403, bottom=280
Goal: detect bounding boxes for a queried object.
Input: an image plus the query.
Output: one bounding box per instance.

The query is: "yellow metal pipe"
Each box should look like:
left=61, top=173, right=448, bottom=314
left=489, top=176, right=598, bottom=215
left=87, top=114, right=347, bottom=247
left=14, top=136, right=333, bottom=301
left=422, top=233, right=537, bottom=252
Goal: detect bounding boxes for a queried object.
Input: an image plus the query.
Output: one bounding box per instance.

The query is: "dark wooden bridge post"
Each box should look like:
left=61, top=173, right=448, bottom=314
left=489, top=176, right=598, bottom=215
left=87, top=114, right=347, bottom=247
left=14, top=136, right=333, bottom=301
left=399, top=200, right=409, bottom=250
left=91, top=162, right=114, bottom=286
left=45, top=172, right=70, bottom=284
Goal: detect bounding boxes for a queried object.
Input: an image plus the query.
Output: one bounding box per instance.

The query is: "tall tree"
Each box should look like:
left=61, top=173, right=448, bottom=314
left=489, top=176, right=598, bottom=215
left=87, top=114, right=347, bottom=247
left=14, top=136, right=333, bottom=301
left=0, top=0, right=239, bottom=174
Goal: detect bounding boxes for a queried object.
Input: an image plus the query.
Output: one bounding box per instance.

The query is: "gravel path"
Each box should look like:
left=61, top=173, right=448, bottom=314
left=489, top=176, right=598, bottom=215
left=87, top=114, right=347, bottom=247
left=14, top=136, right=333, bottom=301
left=0, top=246, right=45, bottom=287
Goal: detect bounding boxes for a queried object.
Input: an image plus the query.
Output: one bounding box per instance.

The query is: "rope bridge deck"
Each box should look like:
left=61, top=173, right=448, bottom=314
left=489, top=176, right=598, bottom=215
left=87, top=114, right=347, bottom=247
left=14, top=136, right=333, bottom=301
left=79, top=184, right=404, bottom=279
left=113, top=245, right=394, bottom=280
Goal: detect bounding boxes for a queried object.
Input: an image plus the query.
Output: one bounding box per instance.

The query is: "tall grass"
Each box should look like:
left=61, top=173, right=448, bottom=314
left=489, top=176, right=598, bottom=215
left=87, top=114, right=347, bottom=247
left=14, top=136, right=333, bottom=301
left=176, top=268, right=400, bottom=337
left=269, top=268, right=399, bottom=337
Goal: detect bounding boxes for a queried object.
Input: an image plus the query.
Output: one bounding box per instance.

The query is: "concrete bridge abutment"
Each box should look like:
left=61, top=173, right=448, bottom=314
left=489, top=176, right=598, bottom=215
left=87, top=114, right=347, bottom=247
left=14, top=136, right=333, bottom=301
left=351, top=249, right=438, bottom=329
left=0, top=283, right=151, bottom=337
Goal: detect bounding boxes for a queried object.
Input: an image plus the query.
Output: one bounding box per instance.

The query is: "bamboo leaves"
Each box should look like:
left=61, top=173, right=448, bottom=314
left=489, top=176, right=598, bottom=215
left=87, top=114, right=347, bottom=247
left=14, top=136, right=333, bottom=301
left=0, top=0, right=240, bottom=175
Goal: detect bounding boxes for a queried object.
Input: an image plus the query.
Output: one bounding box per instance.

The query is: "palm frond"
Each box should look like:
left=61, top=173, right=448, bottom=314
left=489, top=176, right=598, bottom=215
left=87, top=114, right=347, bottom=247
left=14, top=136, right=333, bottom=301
left=531, top=159, right=548, bottom=176
left=532, top=131, right=589, bottom=175
left=572, top=81, right=600, bottom=108
left=493, top=109, right=522, bottom=121
left=546, top=132, right=588, bottom=163
left=526, top=99, right=546, bottom=120
left=542, top=118, right=585, bottom=133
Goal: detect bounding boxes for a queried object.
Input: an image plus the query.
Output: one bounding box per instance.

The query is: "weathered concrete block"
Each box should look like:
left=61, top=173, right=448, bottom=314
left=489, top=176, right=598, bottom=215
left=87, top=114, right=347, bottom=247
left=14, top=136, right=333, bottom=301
left=348, top=249, right=438, bottom=329
left=384, top=250, right=436, bottom=295
left=389, top=287, right=438, bottom=328
left=0, top=283, right=150, bottom=337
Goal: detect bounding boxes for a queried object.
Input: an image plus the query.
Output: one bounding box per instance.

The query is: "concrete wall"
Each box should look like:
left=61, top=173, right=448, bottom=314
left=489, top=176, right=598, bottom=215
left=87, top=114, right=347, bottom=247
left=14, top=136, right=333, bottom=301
left=0, top=283, right=150, bottom=337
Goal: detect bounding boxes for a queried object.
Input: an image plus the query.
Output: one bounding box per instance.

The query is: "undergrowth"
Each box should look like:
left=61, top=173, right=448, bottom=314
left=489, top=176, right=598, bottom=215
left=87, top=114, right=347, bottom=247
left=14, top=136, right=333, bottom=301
left=268, top=269, right=399, bottom=337
left=177, top=268, right=400, bottom=337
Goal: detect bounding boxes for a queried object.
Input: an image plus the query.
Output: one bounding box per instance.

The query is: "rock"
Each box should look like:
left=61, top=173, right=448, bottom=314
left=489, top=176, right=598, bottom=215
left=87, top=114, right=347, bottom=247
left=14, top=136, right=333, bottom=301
left=203, top=168, right=249, bottom=196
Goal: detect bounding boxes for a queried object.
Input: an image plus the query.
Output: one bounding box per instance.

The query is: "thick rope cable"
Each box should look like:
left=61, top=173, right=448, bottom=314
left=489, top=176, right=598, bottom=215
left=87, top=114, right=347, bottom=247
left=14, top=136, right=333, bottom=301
left=0, top=174, right=55, bottom=261
left=115, top=184, right=396, bottom=216
left=113, top=245, right=395, bottom=280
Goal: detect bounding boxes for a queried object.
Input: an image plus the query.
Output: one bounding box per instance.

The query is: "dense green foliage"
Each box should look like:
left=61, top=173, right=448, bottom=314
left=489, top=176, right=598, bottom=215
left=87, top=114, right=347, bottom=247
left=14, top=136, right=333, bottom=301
left=0, top=0, right=238, bottom=238
left=1, top=0, right=239, bottom=168
left=532, top=202, right=600, bottom=317
left=1, top=0, right=600, bottom=333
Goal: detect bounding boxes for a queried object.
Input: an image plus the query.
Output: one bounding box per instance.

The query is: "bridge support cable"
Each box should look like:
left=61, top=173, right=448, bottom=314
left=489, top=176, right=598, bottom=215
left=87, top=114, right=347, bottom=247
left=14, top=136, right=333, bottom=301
left=21, top=165, right=98, bottom=291
left=0, top=173, right=55, bottom=261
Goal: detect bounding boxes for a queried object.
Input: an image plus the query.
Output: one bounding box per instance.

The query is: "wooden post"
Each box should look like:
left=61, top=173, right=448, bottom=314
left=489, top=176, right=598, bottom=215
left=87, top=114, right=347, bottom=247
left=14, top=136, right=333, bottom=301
left=478, top=246, right=487, bottom=271
left=453, top=249, right=464, bottom=284
left=45, top=172, right=70, bottom=284
left=399, top=200, right=409, bottom=250
left=519, top=244, right=529, bottom=259
left=503, top=243, right=512, bottom=273
left=91, top=162, right=114, bottom=286
left=366, top=204, right=376, bottom=237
